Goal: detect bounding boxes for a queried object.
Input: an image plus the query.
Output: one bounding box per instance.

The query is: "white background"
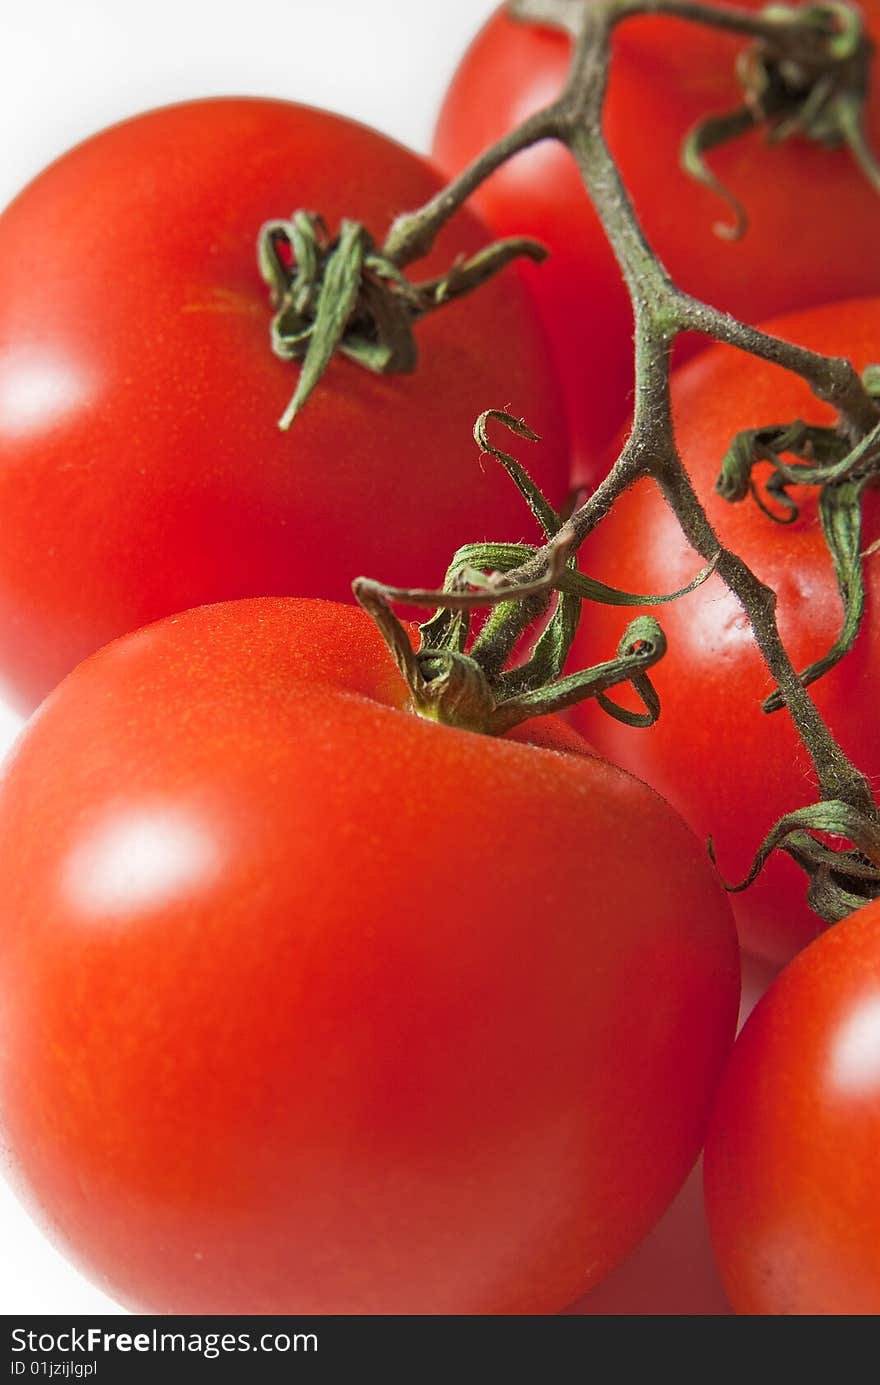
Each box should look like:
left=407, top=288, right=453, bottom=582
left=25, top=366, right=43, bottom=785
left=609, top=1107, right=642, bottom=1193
left=0, top=0, right=773, bottom=1317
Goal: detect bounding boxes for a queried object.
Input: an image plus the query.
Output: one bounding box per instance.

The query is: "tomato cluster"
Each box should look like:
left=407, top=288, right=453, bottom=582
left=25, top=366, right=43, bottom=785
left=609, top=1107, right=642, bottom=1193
left=0, top=0, right=879, bottom=1318
left=0, top=97, right=569, bottom=712
left=434, top=0, right=880, bottom=481
left=0, top=598, right=739, bottom=1314
left=569, top=295, right=880, bottom=966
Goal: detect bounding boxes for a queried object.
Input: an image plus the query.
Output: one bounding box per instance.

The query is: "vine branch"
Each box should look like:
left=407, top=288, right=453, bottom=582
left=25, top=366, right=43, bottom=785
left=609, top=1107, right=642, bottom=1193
left=361, top=0, right=880, bottom=916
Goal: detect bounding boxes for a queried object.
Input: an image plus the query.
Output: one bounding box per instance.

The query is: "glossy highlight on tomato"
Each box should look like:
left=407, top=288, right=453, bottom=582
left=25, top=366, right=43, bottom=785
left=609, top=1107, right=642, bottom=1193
left=705, top=898, right=880, bottom=1314
left=0, top=97, right=568, bottom=713
left=0, top=598, right=739, bottom=1314
left=434, top=1, right=880, bottom=478
left=568, top=295, right=880, bottom=965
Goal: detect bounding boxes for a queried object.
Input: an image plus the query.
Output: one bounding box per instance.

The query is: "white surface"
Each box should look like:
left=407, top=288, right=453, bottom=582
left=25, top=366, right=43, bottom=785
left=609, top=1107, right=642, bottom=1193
left=0, top=0, right=498, bottom=1317
left=0, top=1, right=496, bottom=213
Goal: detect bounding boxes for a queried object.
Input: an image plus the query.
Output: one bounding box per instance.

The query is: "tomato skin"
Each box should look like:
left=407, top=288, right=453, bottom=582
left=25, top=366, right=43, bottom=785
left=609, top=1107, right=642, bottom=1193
left=0, top=97, right=568, bottom=714
left=704, top=900, right=880, bottom=1314
left=568, top=296, right=880, bottom=966
left=433, top=2, right=880, bottom=479
left=0, top=597, right=738, bottom=1314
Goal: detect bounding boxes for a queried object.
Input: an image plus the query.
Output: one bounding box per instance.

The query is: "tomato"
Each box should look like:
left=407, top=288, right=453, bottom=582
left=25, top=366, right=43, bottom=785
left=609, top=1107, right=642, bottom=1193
left=567, top=296, right=880, bottom=966
left=704, top=899, right=880, bottom=1314
left=433, top=1, right=880, bottom=480
left=568, top=951, right=775, bottom=1316
left=0, top=97, right=568, bottom=714
left=569, top=1163, right=732, bottom=1315
left=0, top=597, right=738, bottom=1314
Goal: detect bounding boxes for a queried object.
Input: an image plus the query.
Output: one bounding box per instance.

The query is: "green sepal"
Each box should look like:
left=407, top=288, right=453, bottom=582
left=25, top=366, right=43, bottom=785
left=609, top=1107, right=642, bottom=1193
left=595, top=675, right=660, bottom=730
left=489, top=615, right=666, bottom=734
left=409, top=239, right=548, bottom=315
left=763, top=478, right=867, bottom=712
left=833, top=93, right=880, bottom=194
left=680, top=108, right=756, bottom=241
left=342, top=274, right=417, bottom=374
left=416, top=543, right=534, bottom=659
left=473, top=411, right=560, bottom=539
left=710, top=797, right=880, bottom=924
left=277, top=219, right=367, bottom=429
left=717, top=412, right=879, bottom=714
left=716, top=420, right=848, bottom=511
left=351, top=576, right=425, bottom=708
left=428, top=538, right=718, bottom=615
left=258, top=216, right=547, bottom=429
left=680, top=3, right=880, bottom=236
left=862, top=363, right=880, bottom=396
left=500, top=550, right=719, bottom=698
left=557, top=555, right=720, bottom=606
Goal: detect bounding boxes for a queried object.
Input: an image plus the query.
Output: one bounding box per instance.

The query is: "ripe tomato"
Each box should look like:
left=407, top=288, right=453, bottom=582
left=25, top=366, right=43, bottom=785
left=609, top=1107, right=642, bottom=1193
left=570, top=1164, right=732, bottom=1315
left=433, top=1, right=880, bottom=479
left=569, top=951, right=776, bottom=1316
left=0, top=97, right=568, bottom=714
left=704, top=899, right=880, bottom=1314
left=0, top=597, right=738, bottom=1314
left=567, top=296, right=880, bottom=966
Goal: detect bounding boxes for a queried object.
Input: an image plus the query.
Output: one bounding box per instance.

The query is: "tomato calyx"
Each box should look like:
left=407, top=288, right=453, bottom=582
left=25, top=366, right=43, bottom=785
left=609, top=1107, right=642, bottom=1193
left=715, top=363, right=880, bottom=710
left=357, top=569, right=669, bottom=735
left=257, top=211, right=547, bottom=428
left=354, top=411, right=720, bottom=736
left=707, top=361, right=880, bottom=926
left=711, top=797, right=880, bottom=922
left=683, top=1, right=880, bottom=239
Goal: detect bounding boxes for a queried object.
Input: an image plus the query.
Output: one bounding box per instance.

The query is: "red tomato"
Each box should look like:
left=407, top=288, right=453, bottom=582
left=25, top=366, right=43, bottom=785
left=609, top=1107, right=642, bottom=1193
left=704, top=899, right=880, bottom=1314
left=567, top=296, right=880, bottom=966
left=0, top=97, right=568, bottom=713
left=433, top=2, right=880, bottom=479
left=0, top=597, right=738, bottom=1314
left=568, top=951, right=776, bottom=1316
left=569, top=1164, right=731, bottom=1315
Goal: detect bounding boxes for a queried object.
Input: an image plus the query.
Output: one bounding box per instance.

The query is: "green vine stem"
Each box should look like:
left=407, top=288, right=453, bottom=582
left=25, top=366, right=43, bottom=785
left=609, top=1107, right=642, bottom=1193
left=355, top=0, right=880, bottom=917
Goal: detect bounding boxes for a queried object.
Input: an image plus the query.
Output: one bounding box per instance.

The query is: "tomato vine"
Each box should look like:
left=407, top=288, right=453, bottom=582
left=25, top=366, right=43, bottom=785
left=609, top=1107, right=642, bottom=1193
left=264, top=0, right=880, bottom=925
